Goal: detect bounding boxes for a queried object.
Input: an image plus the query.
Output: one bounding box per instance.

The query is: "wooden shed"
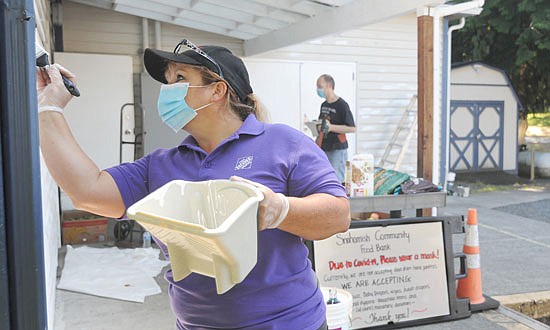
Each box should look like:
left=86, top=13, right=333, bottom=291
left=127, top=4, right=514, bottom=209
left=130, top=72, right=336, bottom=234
left=449, top=61, right=523, bottom=173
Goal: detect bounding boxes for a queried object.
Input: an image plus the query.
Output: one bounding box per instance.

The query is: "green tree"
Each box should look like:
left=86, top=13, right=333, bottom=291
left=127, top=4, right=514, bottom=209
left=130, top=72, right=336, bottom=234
left=451, top=0, right=549, bottom=115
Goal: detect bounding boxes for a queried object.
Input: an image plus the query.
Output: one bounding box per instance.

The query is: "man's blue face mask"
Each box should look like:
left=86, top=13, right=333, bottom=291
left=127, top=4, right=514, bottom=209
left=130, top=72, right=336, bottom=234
left=157, top=82, right=212, bottom=133
left=316, top=88, right=326, bottom=98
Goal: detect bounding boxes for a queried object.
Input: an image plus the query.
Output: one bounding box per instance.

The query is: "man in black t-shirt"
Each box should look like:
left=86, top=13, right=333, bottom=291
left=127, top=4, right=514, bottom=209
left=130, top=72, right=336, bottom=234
left=316, top=74, right=356, bottom=183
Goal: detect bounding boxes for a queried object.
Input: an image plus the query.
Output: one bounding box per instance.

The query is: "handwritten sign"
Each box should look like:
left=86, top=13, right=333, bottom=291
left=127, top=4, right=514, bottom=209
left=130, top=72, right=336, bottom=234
left=313, top=222, right=450, bottom=328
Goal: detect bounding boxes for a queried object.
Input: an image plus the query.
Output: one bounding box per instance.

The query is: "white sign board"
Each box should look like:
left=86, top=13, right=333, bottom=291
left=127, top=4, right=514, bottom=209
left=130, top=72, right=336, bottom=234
left=313, top=222, right=450, bottom=328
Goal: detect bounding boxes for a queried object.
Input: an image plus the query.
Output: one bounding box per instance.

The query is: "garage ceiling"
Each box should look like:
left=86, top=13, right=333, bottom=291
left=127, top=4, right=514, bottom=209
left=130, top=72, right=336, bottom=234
left=68, top=0, right=354, bottom=39
left=67, top=0, right=443, bottom=55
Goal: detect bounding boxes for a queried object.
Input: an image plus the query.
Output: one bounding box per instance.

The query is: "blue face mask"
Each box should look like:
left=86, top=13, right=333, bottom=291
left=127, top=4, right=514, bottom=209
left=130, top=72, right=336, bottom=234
left=316, top=88, right=326, bottom=98
left=157, top=82, right=212, bottom=133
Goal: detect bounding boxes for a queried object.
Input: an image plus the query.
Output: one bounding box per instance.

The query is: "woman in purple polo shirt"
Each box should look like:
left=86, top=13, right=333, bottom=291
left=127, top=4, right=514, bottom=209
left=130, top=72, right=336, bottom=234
left=37, top=38, right=350, bottom=330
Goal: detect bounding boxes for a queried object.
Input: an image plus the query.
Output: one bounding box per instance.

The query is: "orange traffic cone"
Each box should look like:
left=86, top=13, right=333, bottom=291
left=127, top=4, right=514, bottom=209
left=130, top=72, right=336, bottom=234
left=457, top=208, right=485, bottom=305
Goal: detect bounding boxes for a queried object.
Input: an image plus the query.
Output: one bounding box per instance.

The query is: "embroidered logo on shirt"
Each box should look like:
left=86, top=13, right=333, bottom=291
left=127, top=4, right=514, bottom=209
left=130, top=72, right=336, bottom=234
left=234, top=156, right=253, bottom=170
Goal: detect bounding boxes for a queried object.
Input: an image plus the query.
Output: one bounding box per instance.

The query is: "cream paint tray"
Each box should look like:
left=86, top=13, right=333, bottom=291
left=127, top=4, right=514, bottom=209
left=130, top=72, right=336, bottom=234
left=127, top=180, right=263, bottom=294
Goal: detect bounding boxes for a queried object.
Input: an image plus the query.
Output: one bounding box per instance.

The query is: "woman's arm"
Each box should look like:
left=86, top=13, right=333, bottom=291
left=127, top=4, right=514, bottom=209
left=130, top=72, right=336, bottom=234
left=38, top=65, right=125, bottom=218
left=278, top=194, right=350, bottom=240
left=230, top=176, right=350, bottom=240
left=39, top=112, right=125, bottom=217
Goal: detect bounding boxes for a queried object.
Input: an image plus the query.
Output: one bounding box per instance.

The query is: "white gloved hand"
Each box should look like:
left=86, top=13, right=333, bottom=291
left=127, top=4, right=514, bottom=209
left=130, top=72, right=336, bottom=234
left=230, top=176, right=290, bottom=230
left=36, top=64, right=76, bottom=113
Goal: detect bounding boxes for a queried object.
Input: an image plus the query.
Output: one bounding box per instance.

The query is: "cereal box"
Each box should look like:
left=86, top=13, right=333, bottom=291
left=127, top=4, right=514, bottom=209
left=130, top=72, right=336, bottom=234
left=345, top=154, right=374, bottom=197
left=62, top=210, right=108, bottom=245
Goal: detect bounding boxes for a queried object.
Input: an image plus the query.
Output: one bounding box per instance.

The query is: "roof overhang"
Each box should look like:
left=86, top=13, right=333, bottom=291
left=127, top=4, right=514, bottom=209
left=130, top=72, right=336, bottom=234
left=244, top=0, right=444, bottom=56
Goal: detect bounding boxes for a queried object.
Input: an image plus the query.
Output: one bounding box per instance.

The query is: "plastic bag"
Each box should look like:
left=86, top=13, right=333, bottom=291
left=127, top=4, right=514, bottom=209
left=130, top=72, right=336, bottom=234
left=374, top=167, right=410, bottom=195
left=399, top=178, right=441, bottom=194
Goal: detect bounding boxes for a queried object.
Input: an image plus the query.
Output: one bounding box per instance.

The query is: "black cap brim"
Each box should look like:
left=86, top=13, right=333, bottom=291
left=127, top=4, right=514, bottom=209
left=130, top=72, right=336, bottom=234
left=144, top=48, right=206, bottom=84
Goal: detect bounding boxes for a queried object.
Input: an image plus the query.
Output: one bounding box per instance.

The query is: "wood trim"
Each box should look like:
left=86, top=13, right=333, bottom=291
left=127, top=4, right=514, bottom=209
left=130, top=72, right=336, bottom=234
left=417, top=15, right=434, bottom=216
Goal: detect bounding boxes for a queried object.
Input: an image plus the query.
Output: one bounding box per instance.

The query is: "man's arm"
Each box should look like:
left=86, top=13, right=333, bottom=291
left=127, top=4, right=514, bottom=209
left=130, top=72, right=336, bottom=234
left=327, top=121, right=356, bottom=134
left=327, top=98, right=356, bottom=134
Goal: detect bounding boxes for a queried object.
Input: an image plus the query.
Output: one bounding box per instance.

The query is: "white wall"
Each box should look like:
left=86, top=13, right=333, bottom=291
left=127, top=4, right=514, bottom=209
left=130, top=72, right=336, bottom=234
left=249, top=14, right=420, bottom=175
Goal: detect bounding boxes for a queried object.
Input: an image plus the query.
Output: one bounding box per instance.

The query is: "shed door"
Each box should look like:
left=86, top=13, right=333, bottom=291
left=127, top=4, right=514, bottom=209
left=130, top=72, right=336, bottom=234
left=449, top=100, right=504, bottom=171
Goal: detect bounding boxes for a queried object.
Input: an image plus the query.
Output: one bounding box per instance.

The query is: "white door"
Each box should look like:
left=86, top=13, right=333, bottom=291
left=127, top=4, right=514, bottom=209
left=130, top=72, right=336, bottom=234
left=53, top=53, right=134, bottom=210
left=54, top=53, right=135, bottom=168
left=245, top=60, right=357, bottom=154
left=245, top=61, right=301, bottom=128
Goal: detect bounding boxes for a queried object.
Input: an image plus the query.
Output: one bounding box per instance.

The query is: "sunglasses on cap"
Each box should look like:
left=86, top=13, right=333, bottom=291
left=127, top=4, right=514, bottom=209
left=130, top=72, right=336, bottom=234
left=173, top=39, right=224, bottom=79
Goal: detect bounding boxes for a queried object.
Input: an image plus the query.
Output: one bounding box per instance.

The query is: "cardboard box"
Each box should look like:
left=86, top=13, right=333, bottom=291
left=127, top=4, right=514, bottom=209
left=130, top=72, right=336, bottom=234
left=351, top=212, right=391, bottom=220
left=62, top=210, right=108, bottom=245
left=345, top=154, right=374, bottom=197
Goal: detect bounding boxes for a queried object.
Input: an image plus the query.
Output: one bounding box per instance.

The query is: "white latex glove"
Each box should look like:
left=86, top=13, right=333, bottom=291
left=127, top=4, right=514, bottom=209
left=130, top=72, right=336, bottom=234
left=230, top=176, right=289, bottom=230
left=36, top=64, right=76, bottom=113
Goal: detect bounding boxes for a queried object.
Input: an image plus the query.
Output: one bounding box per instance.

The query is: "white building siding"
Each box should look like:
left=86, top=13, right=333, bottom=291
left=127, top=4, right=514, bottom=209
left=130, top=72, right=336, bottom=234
left=252, top=14, right=419, bottom=175
left=62, top=2, right=142, bottom=69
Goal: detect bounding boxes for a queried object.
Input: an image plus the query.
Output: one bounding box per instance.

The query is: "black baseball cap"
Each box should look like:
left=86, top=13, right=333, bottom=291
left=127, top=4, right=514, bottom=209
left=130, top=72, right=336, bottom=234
left=144, top=41, right=253, bottom=103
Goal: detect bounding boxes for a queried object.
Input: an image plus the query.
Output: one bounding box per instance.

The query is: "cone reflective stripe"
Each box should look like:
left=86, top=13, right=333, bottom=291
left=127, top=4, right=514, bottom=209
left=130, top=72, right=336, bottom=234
left=464, top=225, right=479, bottom=248
left=465, top=252, right=481, bottom=269
left=457, top=208, right=486, bottom=305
